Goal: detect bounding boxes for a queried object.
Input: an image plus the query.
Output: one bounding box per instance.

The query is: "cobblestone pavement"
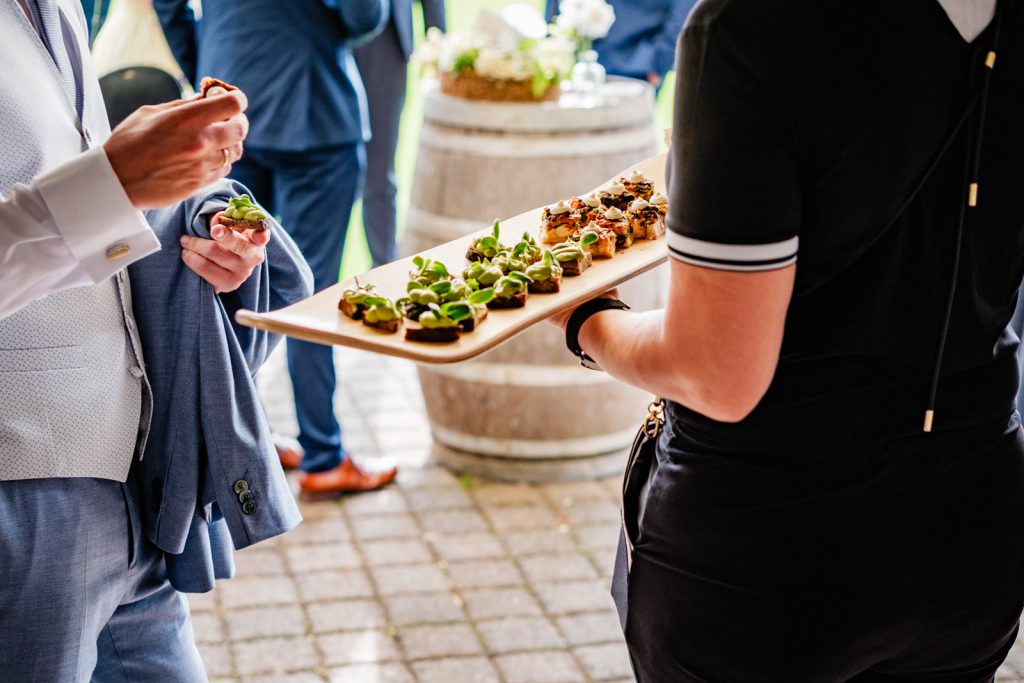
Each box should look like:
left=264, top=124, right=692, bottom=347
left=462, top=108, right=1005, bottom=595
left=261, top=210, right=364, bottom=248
left=190, top=347, right=1024, bottom=683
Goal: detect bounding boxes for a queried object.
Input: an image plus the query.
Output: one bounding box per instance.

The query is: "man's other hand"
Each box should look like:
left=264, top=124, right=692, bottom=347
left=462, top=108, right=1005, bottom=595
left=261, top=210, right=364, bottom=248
left=104, top=91, right=249, bottom=210
left=179, top=211, right=270, bottom=293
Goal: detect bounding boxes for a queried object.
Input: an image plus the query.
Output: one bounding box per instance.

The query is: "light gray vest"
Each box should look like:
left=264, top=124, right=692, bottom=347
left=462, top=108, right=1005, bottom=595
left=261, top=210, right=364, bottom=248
left=0, top=0, right=150, bottom=481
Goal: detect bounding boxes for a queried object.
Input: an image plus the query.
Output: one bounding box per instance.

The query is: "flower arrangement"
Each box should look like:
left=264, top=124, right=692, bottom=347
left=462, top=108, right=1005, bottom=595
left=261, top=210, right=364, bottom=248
left=414, top=11, right=575, bottom=102
left=553, top=0, right=616, bottom=56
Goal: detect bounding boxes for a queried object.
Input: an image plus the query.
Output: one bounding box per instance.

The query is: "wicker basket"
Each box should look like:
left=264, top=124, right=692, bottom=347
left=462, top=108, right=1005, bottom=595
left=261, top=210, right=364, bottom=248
left=440, top=70, right=560, bottom=103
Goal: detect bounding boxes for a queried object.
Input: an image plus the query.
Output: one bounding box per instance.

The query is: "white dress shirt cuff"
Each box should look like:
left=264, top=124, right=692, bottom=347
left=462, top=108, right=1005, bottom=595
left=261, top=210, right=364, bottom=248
left=35, top=145, right=160, bottom=282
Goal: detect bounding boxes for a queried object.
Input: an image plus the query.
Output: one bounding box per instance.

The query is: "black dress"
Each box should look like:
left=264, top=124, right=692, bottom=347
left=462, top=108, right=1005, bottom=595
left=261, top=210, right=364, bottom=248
left=620, top=1, right=1024, bottom=680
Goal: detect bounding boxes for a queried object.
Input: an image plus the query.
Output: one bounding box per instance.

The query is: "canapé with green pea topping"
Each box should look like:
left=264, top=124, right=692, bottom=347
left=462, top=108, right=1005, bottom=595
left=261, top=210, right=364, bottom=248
left=220, top=194, right=271, bottom=232
left=338, top=280, right=378, bottom=320
left=550, top=241, right=592, bottom=276
left=466, top=220, right=508, bottom=262
left=360, top=296, right=403, bottom=333
left=488, top=272, right=532, bottom=309
left=525, top=249, right=563, bottom=293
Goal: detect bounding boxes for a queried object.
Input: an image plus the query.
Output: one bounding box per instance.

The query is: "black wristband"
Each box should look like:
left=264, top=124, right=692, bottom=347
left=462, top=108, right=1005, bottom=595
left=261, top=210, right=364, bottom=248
left=565, top=297, right=630, bottom=371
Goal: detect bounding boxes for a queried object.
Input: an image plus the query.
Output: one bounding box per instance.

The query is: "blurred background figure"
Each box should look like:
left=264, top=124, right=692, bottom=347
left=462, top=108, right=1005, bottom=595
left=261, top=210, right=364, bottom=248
left=78, top=0, right=110, bottom=40
left=156, top=0, right=400, bottom=497
left=355, top=0, right=446, bottom=267
left=91, top=0, right=190, bottom=127
left=546, top=0, right=695, bottom=87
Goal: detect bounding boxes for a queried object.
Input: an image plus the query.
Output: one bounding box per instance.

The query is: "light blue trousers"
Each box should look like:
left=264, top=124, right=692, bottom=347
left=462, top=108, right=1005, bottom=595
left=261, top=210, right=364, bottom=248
left=0, top=471, right=207, bottom=682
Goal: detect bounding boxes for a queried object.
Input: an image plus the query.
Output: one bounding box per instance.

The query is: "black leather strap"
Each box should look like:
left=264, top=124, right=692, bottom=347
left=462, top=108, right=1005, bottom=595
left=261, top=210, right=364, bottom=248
left=565, top=297, right=630, bottom=370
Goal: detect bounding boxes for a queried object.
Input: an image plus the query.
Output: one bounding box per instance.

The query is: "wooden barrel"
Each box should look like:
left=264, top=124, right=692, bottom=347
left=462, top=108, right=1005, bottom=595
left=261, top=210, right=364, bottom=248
left=404, top=78, right=663, bottom=481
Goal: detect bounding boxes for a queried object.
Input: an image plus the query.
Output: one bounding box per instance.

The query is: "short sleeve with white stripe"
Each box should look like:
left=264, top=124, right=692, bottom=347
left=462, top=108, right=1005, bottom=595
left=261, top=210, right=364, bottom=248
left=667, top=1, right=801, bottom=273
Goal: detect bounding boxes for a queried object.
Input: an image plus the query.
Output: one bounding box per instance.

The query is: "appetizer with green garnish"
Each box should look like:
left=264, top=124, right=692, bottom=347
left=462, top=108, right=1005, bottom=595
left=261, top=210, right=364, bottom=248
left=525, top=249, right=563, bottom=294
left=360, top=296, right=403, bottom=333
left=551, top=241, right=592, bottom=276
left=408, top=255, right=451, bottom=288
left=490, top=250, right=530, bottom=276
left=466, top=220, right=507, bottom=262
left=512, top=232, right=543, bottom=265
left=488, top=272, right=532, bottom=309
left=463, top=260, right=503, bottom=290
left=458, top=289, right=495, bottom=332
left=405, top=301, right=475, bottom=343
left=221, top=194, right=271, bottom=232
left=577, top=225, right=616, bottom=259
left=338, top=280, right=378, bottom=320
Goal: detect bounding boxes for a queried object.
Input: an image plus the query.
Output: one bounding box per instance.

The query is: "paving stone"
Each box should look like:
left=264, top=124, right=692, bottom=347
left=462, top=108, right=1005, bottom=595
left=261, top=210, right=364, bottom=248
left=326, top=663, right=414, bottom=683
left=556, top=612, right=623, bottom=647
left=996, top=669, right=1022, bottom=683
left=188, top=590, right=218, bottom=612
left=520, top=554, right=599, bottom=584
left=493, top=651, right=584, bottom=683
left=484, top=505, right=560, bottom=532
left=233, top=549, right=288, bottom=577
left=219, top=576, right=298, bottom=609
left=398, top=623, right=481, bottom=660
left=477, top=617, right=567, bottom=654
left=541, top=480, right=612, bottom=503
left=225, top=605, right=307, bottom=641
left=504, top=529, right=576, bottom=557
left=574, top=524, right=620, bottom=551
left=447, top=559, right=522, bottom=589
left=297, top=569, right=375, bottom=602
left=344, top=490, right=410, bottom=516
left=575, top=642, right=633, bottom=680
left=190, top=611, right=224, bottom=644
left=418, top=509, right=489, bottom=534
left=472, top=483, right=544, bottom=506
left=231, top=636, right=318, bottom=675
left=384, top=592, right=465, bottom=626
left=361, top=539, right=433, bottom=567
left=317, top=630, right=401, bottom=666
left=396, top=467, right=462, bottom=490
left=428, top=532, right=506, bottom=561
left=286, top=542, right=362, bottom=572
left=371, top=563, right=449, bottom=595
left=461, top=588, right=543, bottom=620
left=589, top=548, right=619, bottom=578
left=535, top=580, right=616, bottom=615
left=308, top=599, right=387, bottom=633
left=243, top=673, right=323, bottom=683
left=560, top=499, right=621, bottom=526
left=411, top=656, right=501, bottom=683
left=198, top=642, right=233, bottom=678
left=286, top=518, right=351, bottom=545
left=405, top=487, right=474, bottom=512
left=351, top=514, right=421, bottom=541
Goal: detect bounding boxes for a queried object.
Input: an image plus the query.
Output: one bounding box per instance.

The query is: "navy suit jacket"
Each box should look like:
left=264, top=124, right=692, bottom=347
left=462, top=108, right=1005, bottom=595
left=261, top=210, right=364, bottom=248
left=155, top=0, right=388, bottom=151
left=393, top=0, right=446, bottom=59
left=132, top=181, right=313, bottom=592
left=546, top=0, right=695, bottom=80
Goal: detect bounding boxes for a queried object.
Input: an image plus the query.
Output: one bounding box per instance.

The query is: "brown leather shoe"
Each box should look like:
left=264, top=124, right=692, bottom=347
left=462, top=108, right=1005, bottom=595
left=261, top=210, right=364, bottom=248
left=275, top=434, right=303, bottom=470
left=299, top=457, right=398, bottom=500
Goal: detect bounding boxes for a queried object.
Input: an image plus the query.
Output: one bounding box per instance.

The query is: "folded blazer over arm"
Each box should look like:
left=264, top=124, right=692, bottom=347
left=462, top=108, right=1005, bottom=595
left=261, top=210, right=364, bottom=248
left=130, top=180, right=313, bottom=592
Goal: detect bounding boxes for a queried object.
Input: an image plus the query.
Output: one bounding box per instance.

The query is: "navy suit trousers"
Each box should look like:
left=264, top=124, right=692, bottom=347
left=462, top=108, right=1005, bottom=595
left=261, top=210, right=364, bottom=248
left=231, top=143, right=365, bottom=472
left=354, top=23, right=407, bottom=267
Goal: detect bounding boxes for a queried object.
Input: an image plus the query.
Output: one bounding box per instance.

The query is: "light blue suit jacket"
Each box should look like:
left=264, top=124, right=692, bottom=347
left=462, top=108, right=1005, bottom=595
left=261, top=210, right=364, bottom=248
left=155, top=0, right=389, bottom=151
left=131, top=181, right=313, bottom=592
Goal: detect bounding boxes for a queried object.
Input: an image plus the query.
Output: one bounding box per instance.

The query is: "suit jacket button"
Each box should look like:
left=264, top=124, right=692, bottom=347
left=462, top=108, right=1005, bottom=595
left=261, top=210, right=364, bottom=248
left=242, top=500, right=256, bottom=515
left=233, top=480, right=249, bottom=495
left=238, top=489, right=253, bottom=504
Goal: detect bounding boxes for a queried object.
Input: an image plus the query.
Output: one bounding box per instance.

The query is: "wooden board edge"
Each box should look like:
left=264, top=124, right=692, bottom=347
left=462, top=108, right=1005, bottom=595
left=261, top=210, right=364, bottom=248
left=235, top=253, right=668, bottom=365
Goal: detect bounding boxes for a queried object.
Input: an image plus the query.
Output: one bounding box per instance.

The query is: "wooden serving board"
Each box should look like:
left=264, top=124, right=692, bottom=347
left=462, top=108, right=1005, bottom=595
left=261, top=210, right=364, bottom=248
left=235, top=153, right=668, bottom=364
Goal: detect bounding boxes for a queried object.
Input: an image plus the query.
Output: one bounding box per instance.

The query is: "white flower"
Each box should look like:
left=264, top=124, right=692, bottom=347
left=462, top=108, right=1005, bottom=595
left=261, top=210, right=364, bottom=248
left=436, top=32, right=485, bottom=73
left=475, top=47, right=533, bottom=81
left=556, top=0, right=615, bottom=40
left=534, top=35, right=576, bottom=80
left=412, top=26, right=446, bottom=67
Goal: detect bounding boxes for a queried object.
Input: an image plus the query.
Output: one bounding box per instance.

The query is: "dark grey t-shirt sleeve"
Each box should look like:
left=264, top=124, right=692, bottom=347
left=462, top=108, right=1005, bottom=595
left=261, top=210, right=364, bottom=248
left=667, top=4, right=801, bottom=272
